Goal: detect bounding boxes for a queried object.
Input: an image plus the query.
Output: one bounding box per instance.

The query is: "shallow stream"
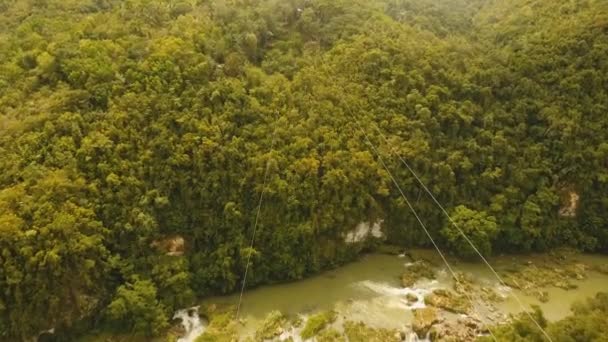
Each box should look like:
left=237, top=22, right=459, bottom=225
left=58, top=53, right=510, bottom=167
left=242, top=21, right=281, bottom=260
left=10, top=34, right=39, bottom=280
left=189, top=250, right=608, bottom=340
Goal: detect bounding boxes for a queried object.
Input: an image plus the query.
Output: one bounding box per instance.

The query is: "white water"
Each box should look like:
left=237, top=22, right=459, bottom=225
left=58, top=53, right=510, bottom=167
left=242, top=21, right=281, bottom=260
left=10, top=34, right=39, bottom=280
left=191, top=252, right=608, bottom=341
left=173, top=306, right=206, bottom=342
left=406, top=332, right=431, bottom=342
left=355, top=279, right=438, bottom=310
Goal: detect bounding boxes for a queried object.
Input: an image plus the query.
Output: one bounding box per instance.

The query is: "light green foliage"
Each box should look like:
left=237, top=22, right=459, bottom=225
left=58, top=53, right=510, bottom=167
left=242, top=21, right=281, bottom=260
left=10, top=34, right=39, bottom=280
left=0, top=0, right=607, bottom=339
left=478, top=292, right=608, bottom=341
left=255, top=310, right=287, bottom=341
left=441, top=206, right=498, bottom=259
left=343, top=321, right=398, bottom=342
left=106, top=279, right=169, bottom=336
left=317, top=328, right=346, bottom=342
left=477, top=306, right=548, bottom=342
left=300, top=311, right=337, bottom=339
left=549, top=292, right=608, bottom=341
left=0, top=171, right=109, bottom=339
left=195, top=307, right=238, bottom=342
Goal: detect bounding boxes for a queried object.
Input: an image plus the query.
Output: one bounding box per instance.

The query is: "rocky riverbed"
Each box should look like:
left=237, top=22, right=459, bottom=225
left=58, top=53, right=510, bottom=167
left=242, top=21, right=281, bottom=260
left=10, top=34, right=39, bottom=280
left=170, top=248, right=608, bottom=341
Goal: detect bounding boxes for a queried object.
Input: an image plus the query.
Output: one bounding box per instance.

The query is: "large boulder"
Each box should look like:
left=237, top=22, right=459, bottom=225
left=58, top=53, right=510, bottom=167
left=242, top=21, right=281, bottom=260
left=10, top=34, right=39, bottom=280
left=428, top=315, right=485, bottom=342
left=593, top=264, right=608, bottom=275
left=401, top=260, right=436, bottom=287
left=343, top=321, right=402, bottom=342
left=424, top=289, right=471, bottom=314
left=429, top=321, right=478, bottom=342
left=412, top=307, right=440, bottom=336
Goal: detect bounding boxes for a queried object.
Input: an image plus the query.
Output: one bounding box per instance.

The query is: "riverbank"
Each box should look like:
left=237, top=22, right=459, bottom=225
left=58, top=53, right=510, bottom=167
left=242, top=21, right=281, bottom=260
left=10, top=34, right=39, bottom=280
left=163, top=248, right=608, bottom=341
left=76, top=248, right=608, bottom=341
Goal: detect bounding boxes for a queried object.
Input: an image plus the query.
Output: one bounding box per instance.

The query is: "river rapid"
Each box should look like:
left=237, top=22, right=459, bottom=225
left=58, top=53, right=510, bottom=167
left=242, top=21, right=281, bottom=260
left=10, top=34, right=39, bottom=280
left=178, top=250, right=608, bottom=341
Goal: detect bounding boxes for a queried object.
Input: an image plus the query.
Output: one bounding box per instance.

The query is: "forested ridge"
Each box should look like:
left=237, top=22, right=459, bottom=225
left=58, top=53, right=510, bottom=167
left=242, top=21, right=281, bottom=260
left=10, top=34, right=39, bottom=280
left=0, top=0, right=607, bottom=339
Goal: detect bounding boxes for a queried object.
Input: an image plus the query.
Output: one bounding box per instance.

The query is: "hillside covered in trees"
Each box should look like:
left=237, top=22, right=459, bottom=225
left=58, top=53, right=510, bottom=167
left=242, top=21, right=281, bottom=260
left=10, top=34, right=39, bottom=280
left=0, top=0, right=607, bottom=339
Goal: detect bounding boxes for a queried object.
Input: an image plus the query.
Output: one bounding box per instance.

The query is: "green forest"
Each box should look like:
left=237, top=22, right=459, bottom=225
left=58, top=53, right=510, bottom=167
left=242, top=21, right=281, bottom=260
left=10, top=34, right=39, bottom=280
left=478, top=292, right=608, bottom=342
left=0, top=0, right=607, bottom=340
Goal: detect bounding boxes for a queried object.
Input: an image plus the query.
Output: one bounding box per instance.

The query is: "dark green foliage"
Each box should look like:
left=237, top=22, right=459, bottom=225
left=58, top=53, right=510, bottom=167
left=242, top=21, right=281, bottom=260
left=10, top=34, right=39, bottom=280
left=441, top=205, right=498, bottom=259
left=301, top=311, right=337, bottom=339
left=478, top=292, right=608, bottom=341
left=0, top=171, right=109, bottom=339
left=549, top=292, right=608, bottom=341
left=106, top=279, right=169, bottom=336
left=0, top=0, right=607, bottom=338
left=477, top=306, right=548, bottom=342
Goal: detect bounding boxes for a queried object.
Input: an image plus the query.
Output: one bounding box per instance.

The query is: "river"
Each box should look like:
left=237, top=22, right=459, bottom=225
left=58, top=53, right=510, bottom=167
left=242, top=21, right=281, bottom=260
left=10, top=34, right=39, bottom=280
left=182, top=250, right=608, bottom=340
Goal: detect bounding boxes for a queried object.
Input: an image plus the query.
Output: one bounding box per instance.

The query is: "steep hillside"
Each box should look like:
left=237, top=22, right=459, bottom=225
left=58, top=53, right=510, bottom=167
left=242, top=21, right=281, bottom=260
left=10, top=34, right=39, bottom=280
left=0, top=0, right=607, bottom=339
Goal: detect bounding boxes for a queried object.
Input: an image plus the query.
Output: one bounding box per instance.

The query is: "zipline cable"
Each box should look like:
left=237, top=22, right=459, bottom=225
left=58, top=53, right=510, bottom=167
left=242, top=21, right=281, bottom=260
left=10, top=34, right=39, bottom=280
left=371, top=123, right=553, bottom=342
left=346, top=114, right=498, bottom=342
left=236, top=115, right=279, bottom=320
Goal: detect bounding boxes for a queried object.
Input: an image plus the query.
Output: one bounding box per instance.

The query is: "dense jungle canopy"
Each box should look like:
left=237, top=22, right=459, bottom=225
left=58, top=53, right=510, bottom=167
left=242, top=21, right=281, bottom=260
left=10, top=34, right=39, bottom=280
left=0, top=0, right=607, bottom=339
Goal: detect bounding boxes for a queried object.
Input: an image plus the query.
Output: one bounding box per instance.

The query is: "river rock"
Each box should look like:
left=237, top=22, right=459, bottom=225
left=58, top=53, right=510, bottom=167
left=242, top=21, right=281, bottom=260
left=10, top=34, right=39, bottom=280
left=453, top=272, right=475, bottom=294
left=429, top=322, right=478, bottom=342
left=412, top=307, right=439, bottom=336
left=487, top=311, right=507, bottom=323
left=534, top=290, right=549, bottom=303
left=554, top=280, right=578, bottom=290
left=593, top=264, right=608, bottom=275
left=406, top=293, right=418, bottom=303
left=401, top=260, right=436, bottom=287
left=376, top=244, right=405, bottom=256
left=499, top=256, right=592, bottom=296
left=565, top=263, right=588, bottom=280
left=170, top=321, right=187, bottom=337
left=428, top=316, right=483, bottom=342
left=424, top=289, right=471, bottom=314
left=501, top=274, right=523, bottom=289
left=343, top=321, right=401, bottom=341
left=457, top=316, right=481, bottom=330
left=479, top=286, right=502, bottom=303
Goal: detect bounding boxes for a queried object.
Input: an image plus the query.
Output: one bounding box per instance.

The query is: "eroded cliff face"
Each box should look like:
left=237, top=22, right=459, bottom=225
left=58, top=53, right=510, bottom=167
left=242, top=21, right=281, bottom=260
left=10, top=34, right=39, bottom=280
left=151, top=235, right=186, bottom=256
left=344, top=220, right=385, bottom=244
left=558, top=191, right=580, bottom=218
